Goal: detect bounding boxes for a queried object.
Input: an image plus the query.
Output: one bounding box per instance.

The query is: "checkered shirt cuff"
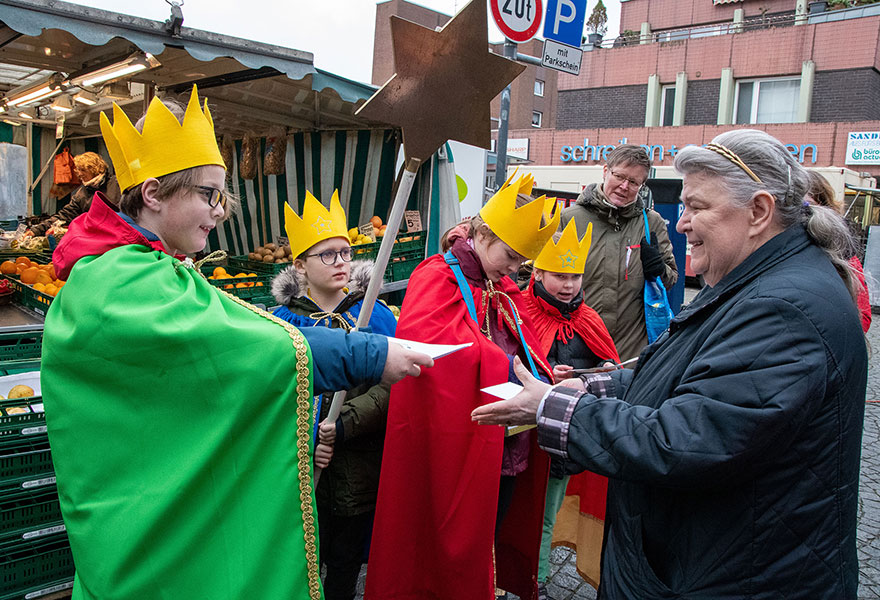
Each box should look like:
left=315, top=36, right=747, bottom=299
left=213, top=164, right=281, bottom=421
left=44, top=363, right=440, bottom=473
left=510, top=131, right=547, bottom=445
left=580, top=372, right=615, bottom=398
left=537, top=386, right=583, bottom=458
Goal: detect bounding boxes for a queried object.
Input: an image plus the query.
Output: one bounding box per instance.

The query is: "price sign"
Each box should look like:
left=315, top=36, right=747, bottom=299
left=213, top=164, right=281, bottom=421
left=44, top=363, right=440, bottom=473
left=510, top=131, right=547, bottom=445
left=358, top=223, right=376, bottom=242
left=490, top=0, right=544, bottom=43
left=404, top=210, right=422, bottom=233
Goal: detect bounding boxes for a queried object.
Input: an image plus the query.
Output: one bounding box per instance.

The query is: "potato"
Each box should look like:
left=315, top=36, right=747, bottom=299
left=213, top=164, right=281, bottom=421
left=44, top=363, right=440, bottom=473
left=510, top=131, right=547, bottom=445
left=262, top=254, right=275, bottom=263
left=7, top=384, right=34, bottom=399
left=273, top=248, right=285, bottom=259
left=283, top=246, right=291, bottom=257
left=248, top=252, right=258, bottom=261
left=265, top=243, right=277, bottom=251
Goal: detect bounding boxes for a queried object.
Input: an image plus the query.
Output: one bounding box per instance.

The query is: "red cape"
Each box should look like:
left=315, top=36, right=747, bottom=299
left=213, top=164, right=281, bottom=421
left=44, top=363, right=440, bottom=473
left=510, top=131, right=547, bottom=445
left=366, top=255, right=551, bottom=600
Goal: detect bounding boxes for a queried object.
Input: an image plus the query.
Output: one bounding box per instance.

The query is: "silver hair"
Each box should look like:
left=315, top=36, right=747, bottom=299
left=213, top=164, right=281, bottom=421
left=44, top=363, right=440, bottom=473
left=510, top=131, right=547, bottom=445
left=674, top=129, right=858, bottom=299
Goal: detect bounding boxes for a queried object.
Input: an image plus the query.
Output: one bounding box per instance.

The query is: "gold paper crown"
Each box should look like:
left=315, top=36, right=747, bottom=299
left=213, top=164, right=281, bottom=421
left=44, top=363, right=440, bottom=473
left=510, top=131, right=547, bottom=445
left=534, top=219, right=593, bottom=274
left=479, top=173, right=560, bottom=260
left=284, top=190, right=350, bottom=259
left=99, top=85, right=225, bottom=191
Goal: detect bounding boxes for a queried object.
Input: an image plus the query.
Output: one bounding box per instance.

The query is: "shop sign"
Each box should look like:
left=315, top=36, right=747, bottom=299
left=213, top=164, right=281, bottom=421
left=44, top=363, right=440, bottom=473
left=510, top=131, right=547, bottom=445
left=508, top=138, right=529, bottom=160
left=559, top=138, right=819, bottom=165
left=846, top=132, right=880, bottom=165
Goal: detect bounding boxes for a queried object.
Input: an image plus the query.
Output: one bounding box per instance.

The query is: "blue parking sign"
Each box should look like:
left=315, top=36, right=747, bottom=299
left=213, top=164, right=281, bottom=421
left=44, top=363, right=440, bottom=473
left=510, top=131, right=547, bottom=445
left=542, top=0, right=587, bottom=49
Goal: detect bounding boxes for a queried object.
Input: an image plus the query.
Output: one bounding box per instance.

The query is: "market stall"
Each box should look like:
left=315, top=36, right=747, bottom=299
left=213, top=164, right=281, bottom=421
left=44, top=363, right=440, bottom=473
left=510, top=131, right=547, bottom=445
left=0, top=1, right=464, bottom=597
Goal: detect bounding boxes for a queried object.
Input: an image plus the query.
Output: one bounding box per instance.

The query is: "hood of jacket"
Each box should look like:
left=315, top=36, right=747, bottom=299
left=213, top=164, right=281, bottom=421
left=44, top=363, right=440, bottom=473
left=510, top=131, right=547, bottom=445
left=575, top=182, right=649, bottom=227
left=271, top=259, right=376, bottom=307
left=52, top=193, right=169, bottom=280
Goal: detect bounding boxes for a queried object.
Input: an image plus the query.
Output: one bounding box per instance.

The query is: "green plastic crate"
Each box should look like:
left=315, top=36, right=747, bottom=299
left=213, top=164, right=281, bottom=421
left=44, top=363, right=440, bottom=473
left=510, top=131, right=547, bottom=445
left=227, top=255, right=291, bottom=276
left=0, top=490, right=61, bottom=544
left=2, top=277, right=53, bottom=317
left=0, top=578, right=73, bottom=600
left=0, top=447, right=52, bottom=484
left=0, top=360, right=41, bottom=378
left=0, top=395, right=47, bottom=451
left=0, top=331, right=42, bottom=363
left=0, top=533, right=74, bottom=600
left=0, top=251, right=51, bottom=265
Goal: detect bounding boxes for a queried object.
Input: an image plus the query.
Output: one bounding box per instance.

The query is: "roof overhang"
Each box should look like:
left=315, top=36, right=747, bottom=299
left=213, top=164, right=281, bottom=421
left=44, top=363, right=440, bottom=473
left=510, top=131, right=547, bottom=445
left=0, top=0, right=390, bottom=137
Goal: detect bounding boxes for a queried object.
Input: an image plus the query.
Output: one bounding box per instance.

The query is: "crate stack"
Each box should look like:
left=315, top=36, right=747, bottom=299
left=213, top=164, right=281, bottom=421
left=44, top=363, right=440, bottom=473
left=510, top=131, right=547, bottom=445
left=0, top=330, right=75, bottom=600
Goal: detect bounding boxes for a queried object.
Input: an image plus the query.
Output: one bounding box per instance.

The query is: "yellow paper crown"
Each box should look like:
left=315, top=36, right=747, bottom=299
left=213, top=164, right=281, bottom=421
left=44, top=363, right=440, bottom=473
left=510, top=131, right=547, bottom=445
left=284, top=190, right=350, bottom=259
left=534, top=219, right=593, bottom=274
left=479, top=172, right=560, bottom=260
left=99, top=85, right=225, bottom=191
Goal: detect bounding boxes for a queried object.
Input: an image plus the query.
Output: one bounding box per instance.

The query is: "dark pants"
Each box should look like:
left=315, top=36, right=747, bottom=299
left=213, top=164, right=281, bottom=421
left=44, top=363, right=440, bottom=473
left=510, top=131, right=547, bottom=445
left=318, top=505, right=374, bottom=600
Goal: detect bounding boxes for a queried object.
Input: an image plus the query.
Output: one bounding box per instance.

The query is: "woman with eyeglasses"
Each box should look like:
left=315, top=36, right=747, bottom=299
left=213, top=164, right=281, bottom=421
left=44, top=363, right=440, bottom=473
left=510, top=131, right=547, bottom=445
left=270, top=190, right=397, bottom=600
left=561, top=144, right=678, bottom=363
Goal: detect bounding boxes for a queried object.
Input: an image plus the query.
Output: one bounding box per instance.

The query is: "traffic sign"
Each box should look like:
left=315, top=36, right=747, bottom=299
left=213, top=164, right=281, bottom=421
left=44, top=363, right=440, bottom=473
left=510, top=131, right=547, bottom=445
left=542, top=0, right=587, bottom=49
left=542, top=38, right=582, bottom=75
left=490, top=0, right=544, bottom=43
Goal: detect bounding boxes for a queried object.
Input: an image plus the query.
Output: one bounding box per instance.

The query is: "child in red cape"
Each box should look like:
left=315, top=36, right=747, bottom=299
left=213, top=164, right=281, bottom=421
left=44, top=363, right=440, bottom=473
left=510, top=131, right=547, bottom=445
left=523, top=221, right=619, bottom=596
left=365, top=176, right=559, bottom=600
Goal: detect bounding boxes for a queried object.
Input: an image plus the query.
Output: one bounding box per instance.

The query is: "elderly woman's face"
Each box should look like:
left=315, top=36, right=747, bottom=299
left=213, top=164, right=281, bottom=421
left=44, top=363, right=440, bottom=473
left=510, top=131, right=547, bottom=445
left=677, top=172, right=757, bottom=287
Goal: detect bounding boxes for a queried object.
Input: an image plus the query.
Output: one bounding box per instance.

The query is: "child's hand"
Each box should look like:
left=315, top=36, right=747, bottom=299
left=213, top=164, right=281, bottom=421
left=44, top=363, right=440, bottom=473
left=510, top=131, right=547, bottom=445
left=318, top=420, right=336, bottom=445
left=552, top=364, right=574, bottom=381
left=314, top=443, right=334, bottom=468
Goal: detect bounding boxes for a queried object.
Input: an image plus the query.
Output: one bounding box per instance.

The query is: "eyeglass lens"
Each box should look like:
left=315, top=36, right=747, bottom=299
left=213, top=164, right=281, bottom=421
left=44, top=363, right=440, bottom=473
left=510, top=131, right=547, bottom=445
left=319, top=248, right=352, bottom=265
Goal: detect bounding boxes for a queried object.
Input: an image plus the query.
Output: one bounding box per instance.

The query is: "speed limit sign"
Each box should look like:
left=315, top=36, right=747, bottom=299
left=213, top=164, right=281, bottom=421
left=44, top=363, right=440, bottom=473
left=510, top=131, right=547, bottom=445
left=490, top=0, right=544, bottom=43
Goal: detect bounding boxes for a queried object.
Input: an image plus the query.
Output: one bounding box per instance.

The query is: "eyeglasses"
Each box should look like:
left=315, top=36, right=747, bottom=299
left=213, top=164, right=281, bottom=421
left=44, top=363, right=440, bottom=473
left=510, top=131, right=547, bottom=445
left=192, top=185, right=228, bottom=210
left=609, top=170, right=645, bottom=190
left=305, top=247, right=353, bottom=265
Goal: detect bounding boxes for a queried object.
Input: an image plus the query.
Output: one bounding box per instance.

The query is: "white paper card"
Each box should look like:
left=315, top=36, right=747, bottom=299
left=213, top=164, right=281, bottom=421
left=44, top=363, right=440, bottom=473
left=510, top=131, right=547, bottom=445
left=387, top=338, right=472, bottom=360
left=480, top=381, right=523, bottom=400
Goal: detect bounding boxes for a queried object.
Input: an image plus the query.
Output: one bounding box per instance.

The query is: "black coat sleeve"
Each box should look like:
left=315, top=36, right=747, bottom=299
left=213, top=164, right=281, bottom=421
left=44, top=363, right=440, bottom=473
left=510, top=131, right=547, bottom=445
left=564, top=297, right=828, bottom=489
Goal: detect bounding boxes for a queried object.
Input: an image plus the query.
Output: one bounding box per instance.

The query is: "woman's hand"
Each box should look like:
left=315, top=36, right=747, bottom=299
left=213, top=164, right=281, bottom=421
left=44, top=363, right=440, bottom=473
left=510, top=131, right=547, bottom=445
left=552, top=364, right=574, bottom=381
left=471, top=356, right=551, bottom=426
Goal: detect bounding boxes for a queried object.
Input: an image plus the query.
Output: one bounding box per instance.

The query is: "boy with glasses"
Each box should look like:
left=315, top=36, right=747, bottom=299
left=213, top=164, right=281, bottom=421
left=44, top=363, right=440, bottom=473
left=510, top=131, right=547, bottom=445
left=272, top=190, right=397, bottom=600
left=561, top=144, right=678, bottom=364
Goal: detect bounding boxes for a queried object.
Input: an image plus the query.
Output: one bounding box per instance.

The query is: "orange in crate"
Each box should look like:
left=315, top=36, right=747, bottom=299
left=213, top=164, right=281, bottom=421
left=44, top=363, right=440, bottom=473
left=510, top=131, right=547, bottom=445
left=0, top=261, right=15, bottom=274
left=20, top=267, right=40, bottom=285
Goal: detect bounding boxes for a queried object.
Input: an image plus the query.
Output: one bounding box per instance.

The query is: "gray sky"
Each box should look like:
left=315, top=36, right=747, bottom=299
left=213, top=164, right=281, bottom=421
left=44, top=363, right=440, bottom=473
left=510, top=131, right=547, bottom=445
left=68, top=1, right=621, bottom=84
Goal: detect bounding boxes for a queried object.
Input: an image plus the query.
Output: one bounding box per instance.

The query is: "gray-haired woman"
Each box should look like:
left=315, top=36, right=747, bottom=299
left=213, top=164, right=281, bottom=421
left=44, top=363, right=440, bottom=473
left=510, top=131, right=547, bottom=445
left=472, top=129, right=867, bottom=598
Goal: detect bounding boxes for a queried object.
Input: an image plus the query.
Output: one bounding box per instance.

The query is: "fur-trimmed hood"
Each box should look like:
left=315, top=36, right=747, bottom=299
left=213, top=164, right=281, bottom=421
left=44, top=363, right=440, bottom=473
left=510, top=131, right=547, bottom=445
left=271, top=259, right=375, bottom=307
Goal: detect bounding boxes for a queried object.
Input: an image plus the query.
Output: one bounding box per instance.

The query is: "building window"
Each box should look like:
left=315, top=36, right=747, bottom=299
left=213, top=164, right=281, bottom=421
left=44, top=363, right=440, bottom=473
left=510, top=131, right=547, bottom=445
left=660, top=85, right=676, bottom=126
left=532, top=110, right=543, bottom=128
left=734, top=77, right=800, bottom=124
left=534, top=79, right=545, bottom=97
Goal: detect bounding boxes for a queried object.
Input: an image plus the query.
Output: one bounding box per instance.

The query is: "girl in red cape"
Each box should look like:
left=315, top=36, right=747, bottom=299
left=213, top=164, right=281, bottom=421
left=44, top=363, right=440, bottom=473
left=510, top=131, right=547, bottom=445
left=365, top=177, right=559, bottom=600
left=523, top=221, right=619, bottom=595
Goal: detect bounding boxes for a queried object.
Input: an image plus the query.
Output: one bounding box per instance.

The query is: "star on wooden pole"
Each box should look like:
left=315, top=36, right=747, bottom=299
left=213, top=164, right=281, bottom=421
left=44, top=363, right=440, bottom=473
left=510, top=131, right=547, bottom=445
left=356, top=0, right=526, bottom=163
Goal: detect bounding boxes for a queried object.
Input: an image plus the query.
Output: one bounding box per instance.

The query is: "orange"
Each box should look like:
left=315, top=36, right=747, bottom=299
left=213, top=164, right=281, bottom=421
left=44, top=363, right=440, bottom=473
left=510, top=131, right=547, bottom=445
left=35, top=271, right=52, bottom=285
left=255, top=282, right=264, bottom=287
left=247, top=273, right=257, bottom=277
left=223, top=284, right=233, bottom=289
left=0, top=261, right=15, bottom=274
left=32, top=282, right=46, bottom=293
left=235, top=282, right=247, bottom=288
left=370, top=216, right=383, bottom=228
left=213, top=267, right=227, bottom=277
left=15, top=257, right=32, bottom=268
left=43, top=284, right=58, bottom=297
left=234, top=273, right=247, bottom=278
left=20, top=267, right=40, bottom=285
left=55, top=280, right=65, bottom=288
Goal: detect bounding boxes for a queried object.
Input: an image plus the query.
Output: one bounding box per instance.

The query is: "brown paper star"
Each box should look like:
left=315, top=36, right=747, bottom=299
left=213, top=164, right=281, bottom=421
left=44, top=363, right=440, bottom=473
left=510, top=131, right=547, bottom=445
left=356, top=0, right=526, bottom=163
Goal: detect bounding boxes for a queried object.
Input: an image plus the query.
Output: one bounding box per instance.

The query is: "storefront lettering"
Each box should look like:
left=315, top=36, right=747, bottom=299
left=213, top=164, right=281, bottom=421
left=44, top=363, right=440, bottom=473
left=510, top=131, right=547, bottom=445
left=560, top=138, right=818, bottom=164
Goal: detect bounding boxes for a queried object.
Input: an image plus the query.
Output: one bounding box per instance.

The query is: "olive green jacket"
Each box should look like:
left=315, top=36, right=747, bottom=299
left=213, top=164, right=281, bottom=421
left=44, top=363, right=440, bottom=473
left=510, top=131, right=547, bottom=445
left=561, top=184, right=677, bottom=361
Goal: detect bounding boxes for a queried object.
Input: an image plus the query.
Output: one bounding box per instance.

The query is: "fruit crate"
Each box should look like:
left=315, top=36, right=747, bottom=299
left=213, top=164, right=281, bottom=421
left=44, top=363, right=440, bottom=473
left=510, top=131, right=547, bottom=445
left=200, top=268, right=273, bottom=300
left=0, top=373, right=46, bottom=451
left=389, top=249, right=425, bottom=282
left=0, top=533, right=74, bottom=600
left=0, top=447, right=52, bottom=487
left=227, top=255, right=291, bottom=276
left=0, top=360, right=41, bottom=378
left=351, top=231, right=426, bottom=262
left=0, top=489, right=61, bottom=545
left=1, top=277, right=53, bottom=317
left=0, top=330, right=42, bottom=363
left=0, top=251, right=51, bottom=264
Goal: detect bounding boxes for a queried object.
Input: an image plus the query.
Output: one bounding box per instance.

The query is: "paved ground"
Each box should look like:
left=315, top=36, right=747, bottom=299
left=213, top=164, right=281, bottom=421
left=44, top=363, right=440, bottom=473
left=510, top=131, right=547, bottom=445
left=351, top=289, right=880, bottom=599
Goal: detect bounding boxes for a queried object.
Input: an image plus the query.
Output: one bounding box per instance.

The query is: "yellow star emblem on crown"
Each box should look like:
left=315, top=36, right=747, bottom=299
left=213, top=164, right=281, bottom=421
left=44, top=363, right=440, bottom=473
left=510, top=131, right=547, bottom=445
left=284, top=190, right=350, bottom=259
left=535, top=219, right=593, bottom=274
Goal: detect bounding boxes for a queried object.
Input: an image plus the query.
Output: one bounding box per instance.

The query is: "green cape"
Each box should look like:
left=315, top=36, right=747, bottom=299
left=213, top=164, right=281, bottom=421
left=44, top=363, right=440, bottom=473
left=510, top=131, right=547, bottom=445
left=42, top=245, right=321, bottom=599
